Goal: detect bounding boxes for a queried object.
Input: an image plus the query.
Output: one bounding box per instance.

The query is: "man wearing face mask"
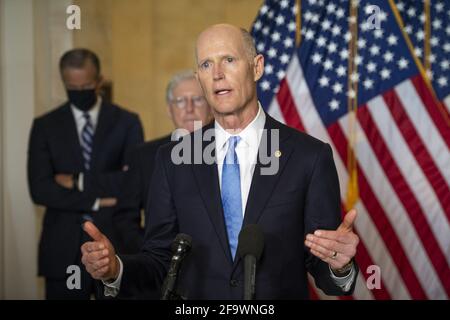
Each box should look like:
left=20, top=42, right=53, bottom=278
left=27, top=48, right=144, bottom=299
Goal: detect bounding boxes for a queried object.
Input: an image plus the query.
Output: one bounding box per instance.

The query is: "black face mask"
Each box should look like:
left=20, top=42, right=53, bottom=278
left=67, top=89, right=97, bottom=112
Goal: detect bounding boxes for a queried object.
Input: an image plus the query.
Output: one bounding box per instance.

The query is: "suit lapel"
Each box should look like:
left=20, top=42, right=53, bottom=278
left=191, top=124, right=233, bottom=264
left=60, top=104, right=84, bottom=170
left=242, top=115, right=293, bottom=225
left=193, top=115, right=294, bottom=267
left=91, top=102, right=115, bottom=169
left=232, top=114, right=293, bottom=269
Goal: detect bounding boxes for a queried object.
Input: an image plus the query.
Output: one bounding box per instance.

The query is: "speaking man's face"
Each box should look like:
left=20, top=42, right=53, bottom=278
left=195, top=25, right=263, bottom=117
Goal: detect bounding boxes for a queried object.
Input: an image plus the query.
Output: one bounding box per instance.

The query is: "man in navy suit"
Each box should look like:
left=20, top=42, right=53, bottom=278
left=81, top=25, right=359, bottom=299
left=27, top=48, right=144, bottom=299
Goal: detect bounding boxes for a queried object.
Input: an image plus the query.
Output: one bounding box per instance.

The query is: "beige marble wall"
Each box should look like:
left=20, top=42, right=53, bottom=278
left=0, top=0, right=263, bottom=299
left=73, top=0, right=263, bottom=140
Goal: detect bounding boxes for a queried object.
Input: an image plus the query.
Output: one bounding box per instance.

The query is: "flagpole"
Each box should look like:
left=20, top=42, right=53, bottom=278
left=424, top=0, right=431, bottom=76
left=345, top=0, right=359, bottom=212
left=295, top=0, right=302, bottom=47
left=389, top=0, right=450, bottom=127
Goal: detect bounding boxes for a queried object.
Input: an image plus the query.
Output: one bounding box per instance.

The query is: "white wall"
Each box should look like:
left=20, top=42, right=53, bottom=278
left=1, top=0, right=38, bottom=299
left=0, top=0, right=4, bottom=301
left=0, top=0, right=72, bottom=299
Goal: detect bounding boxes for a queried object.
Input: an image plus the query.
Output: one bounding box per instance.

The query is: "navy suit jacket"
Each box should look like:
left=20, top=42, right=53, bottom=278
left=114, top=135, right=172, bottom=254
left=119, top=113, right=357, bottom=299
left=27, top=101, right=144, bottom=278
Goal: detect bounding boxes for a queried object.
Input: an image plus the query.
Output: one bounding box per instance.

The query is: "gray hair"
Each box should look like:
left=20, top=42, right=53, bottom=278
left=166, top=70, right=197, bottom=103
left=240, top=28, right=257, bottom=62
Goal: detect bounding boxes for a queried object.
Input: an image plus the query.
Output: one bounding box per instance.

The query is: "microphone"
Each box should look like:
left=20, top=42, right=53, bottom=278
left=237, top=224, right=264, bottom=300
left=161, top=233, right=192, bottom=300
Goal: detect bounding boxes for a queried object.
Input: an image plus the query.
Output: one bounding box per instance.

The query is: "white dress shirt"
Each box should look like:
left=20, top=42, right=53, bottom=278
left=215, top=103, right=266, bottom=215
left=70, top=96, right=102, bottom=210
left=104, top=102, right=355, bottom=296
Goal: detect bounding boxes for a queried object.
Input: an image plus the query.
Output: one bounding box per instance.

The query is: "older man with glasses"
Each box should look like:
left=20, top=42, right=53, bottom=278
left=111, top=70, right=212, bottom=298
left=166, top=70, right=213, bottom=133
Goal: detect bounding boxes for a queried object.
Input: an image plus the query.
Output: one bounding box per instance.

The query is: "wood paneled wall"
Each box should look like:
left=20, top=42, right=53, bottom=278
left=73, top=0, right=263, bottom=140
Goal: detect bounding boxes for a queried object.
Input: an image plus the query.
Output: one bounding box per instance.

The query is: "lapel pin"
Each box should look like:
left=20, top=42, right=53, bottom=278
left=274, top=150, right=282, bottom=158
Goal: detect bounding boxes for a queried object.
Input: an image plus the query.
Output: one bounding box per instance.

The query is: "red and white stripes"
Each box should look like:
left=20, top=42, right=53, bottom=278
left=270, top=55, right=450, bottom=300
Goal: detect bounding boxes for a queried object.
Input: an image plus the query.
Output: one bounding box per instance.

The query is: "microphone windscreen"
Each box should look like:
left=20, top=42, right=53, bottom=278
left=237, top=224, right=264, bottom=260
left=172, top=233, right=192, bottom=252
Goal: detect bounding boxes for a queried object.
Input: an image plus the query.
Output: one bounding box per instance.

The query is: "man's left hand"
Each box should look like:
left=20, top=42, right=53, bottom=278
left=304, top=209, right=359, bottom=271
left=55, top=173, right=75, bottom=189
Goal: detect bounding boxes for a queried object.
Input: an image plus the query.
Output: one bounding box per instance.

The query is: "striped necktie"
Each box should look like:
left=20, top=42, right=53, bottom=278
left=80, top=113, right=94, bottom=171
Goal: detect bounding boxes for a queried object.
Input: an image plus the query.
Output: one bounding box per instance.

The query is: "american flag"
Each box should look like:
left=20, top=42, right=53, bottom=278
left=395, top=0, right=450, bottom=113
left=251, top=0, right=450, bottom=299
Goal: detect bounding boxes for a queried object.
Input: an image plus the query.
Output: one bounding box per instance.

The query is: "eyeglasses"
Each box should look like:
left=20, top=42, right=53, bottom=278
left=171, top=96, right=206, bottom=109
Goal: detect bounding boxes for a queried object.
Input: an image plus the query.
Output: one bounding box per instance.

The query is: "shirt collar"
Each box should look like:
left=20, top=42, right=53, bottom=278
left=214, top=102, right=266, bottom=152
left=70, top=96, right=102, bottom=125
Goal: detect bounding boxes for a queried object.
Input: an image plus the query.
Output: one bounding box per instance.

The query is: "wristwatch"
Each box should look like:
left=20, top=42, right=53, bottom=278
left=332, top=260, right=354, bottom=277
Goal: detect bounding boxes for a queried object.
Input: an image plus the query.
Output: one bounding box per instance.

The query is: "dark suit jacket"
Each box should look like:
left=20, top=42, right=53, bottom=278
left=114, top=135, right=172, bottom=253
left=27, top=101, right=144, bottom=278
left=111, top=135, right=173, bottom=299
left=119, top=113, right=358, bottom=299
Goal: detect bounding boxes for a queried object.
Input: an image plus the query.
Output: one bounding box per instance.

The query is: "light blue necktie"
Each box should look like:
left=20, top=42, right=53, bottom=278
left=221, top=136, right=243, bottom=260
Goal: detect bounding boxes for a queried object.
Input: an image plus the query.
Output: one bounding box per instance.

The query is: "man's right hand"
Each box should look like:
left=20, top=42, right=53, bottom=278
left=55, top=172, right=118, bottom=209
left=54, top=174, right=74, bottom=189
left=81, top=221, right=119, bottom=281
